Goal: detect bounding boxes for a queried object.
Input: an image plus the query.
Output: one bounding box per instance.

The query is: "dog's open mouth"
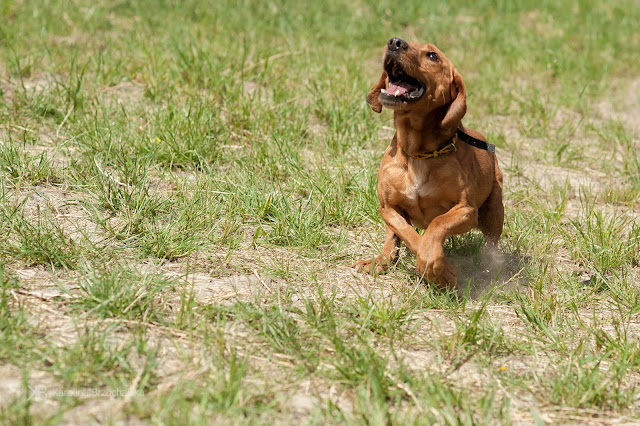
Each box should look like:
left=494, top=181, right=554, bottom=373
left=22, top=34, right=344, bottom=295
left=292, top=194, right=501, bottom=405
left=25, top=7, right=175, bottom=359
left=381, top=57, right=425, bottom=105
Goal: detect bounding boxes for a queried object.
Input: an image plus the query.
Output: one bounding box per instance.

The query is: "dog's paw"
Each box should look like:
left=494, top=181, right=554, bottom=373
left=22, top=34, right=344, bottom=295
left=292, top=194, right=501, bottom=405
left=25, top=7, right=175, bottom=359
left=418, top=255, right=457, bottom=289
left=351, top=257, right=389, bottom=275
left=430, top=256, right=457, bottom=289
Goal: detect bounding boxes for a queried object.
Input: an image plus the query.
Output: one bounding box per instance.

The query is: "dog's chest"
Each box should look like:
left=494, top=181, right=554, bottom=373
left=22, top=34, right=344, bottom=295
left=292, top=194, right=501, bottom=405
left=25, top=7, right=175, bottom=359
left=391, top=162, right=458, bottom=227
left=403, top=169, right=435, bottom=201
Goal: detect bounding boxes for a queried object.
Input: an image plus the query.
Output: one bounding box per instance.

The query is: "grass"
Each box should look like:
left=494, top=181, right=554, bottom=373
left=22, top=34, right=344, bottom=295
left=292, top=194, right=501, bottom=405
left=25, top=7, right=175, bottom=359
left=1, top=0, right=639, bottom=423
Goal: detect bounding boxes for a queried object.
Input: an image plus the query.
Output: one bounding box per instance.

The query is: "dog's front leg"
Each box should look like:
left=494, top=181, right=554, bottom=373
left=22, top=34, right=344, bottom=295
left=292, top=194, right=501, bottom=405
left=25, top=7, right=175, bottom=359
left=353, top=207, right=419, bottom=274
left=416, top=204, right=478, bottom=289
left=379, top=206, right=422, bottom=253
left=352, top=225, right=400, bottom=274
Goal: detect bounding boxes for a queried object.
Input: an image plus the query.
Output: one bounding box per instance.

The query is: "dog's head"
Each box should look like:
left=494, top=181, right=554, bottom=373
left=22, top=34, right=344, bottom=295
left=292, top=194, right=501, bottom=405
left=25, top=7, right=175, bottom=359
left=367, top=38, right=466, bottom=130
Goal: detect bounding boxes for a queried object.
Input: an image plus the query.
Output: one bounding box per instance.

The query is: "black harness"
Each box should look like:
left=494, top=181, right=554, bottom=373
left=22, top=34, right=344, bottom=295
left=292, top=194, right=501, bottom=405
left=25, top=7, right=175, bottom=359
left=456, top=128, right=495, bottom=153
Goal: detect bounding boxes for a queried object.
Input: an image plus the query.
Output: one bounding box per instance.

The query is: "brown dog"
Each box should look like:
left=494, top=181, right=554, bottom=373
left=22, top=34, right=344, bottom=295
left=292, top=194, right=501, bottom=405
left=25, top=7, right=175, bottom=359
left=353, top=38, right=504, bottom=289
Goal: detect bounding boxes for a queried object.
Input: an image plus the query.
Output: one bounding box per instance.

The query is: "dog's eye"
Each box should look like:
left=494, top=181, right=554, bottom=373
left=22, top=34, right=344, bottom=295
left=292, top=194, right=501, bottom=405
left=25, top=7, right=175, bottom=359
left=426, top=52, right=439, bottom=62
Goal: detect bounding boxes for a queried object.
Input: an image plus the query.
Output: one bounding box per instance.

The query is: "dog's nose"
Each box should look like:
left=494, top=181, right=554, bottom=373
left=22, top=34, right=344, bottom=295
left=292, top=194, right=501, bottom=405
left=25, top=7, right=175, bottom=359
left=387, top=37, right=408, bottom=51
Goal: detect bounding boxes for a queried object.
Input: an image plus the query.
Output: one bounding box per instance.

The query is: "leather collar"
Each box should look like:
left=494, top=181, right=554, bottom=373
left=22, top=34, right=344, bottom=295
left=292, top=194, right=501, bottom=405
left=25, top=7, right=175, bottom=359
left=397, top=128, right=495, bottom=160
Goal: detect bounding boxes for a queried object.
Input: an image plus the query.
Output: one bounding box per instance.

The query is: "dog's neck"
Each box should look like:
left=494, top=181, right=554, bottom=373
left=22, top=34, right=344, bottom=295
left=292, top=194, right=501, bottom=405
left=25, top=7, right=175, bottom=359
left=393, top=107, right=457, bottom=155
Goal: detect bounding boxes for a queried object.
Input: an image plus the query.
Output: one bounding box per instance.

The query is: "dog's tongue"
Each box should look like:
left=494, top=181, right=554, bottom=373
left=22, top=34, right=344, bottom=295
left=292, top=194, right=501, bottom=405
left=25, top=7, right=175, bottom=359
left=387, top=81, right=415, bottom=96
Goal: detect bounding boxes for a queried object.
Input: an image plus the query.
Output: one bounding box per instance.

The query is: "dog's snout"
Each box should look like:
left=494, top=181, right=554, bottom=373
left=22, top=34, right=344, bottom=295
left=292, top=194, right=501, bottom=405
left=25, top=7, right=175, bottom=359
left=387, top=37, right=408, bottom=52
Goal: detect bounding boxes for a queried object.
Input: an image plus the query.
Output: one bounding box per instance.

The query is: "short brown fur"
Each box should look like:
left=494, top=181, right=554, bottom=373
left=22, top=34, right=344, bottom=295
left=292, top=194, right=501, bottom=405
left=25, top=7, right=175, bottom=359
left=353, top=39, right=504, bottom=289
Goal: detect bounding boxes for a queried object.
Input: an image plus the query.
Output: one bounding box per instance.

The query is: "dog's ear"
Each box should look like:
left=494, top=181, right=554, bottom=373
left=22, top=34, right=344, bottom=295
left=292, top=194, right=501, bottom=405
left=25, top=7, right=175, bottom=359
left=366, top=71, right=387, bottom=113
left=441, top=68, right=467, bottom=130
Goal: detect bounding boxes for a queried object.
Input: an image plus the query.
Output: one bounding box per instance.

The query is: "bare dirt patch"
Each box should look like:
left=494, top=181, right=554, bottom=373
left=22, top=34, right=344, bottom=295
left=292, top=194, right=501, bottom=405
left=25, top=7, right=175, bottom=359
left=0, top=73, right=57, bottom=101
left=104, top=81, right=145, bottom=106
left=598, top=78, right=640, bottom=139
left=6, top=186, right=103, bottom=247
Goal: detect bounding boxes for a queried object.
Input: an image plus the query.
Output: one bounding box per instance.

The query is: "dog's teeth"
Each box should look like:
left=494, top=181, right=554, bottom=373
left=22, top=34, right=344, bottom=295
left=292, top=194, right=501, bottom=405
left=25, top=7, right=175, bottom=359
left=381, top=89, right=386, bottom=94
left=394, top=89, right=400, bottom=96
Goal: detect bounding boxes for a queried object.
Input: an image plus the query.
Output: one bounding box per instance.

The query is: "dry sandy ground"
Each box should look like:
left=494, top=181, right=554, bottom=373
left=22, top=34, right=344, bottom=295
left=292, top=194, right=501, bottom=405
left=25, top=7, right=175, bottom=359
left=1, top=74, right=639, bottom=424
